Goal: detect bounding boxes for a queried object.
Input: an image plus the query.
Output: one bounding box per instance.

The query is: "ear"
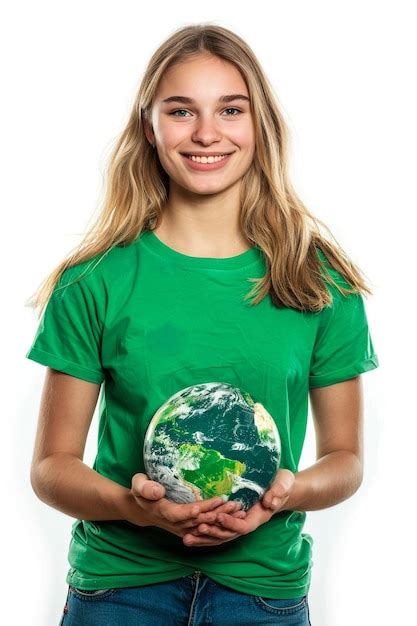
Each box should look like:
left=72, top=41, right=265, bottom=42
left=143, top=120, right=155, bottom=147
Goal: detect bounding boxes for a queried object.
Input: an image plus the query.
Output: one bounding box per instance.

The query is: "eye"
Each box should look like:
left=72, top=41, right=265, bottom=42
left=170, top=109, right=191, bottom=117
left=222, top=107, right=242, bottom=116
left=169, top=107, right=243, bottom=117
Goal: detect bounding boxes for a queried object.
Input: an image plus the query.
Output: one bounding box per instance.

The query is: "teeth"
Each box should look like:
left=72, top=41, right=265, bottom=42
left=187, top=154, right=227, bottom=164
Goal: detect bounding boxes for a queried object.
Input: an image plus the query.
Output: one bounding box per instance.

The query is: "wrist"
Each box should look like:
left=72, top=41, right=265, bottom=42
left=113, top=485, right=150, bottom=527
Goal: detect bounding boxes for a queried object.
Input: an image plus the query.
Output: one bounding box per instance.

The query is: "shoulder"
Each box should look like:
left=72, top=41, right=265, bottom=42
left=312, top=246, right=365, bottom=327
left=315, top=246, right=359, bottom=298
left=57, top=238, right=141, bottom=293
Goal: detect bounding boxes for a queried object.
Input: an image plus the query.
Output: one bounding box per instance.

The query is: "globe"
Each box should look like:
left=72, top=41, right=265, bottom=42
left=143, top=382, right=281, bottom=511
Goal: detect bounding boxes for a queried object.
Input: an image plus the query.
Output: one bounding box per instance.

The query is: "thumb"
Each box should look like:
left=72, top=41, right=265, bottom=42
left=274, top=469, right=295, bottom=496
left=131, top=473, right=166, bottom=500
left=263, top=469, right=295, bottom=509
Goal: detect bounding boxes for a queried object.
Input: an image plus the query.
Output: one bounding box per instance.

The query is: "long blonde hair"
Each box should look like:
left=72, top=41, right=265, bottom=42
left=26, top=22, right=374, bottom=318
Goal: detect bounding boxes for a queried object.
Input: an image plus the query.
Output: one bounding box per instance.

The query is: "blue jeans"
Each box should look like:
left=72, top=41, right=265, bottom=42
left=59, top=571, right=312, bottom=625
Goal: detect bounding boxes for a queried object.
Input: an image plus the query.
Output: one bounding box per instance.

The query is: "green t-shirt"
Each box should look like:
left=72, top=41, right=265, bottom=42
left=26, top=229, right=379, bottom=599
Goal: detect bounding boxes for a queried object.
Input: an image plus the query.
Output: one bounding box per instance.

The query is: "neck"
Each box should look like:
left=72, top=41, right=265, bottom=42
left=153, top=191, right=253, bottom=257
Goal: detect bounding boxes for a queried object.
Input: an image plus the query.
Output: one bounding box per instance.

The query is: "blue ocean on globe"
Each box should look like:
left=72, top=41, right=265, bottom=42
left=143, top=382, right=281, bottom=511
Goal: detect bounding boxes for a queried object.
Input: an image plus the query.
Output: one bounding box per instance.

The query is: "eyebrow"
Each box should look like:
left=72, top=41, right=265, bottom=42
left=161, top=94, right=250, bottom=105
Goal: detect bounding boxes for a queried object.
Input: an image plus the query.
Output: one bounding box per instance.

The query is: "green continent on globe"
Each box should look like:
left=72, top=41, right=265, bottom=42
left=178, top=443, right=246, bottom=499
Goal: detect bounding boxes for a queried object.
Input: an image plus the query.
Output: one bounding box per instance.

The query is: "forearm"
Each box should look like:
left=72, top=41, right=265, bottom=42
left=282, top=450, right=363, bottom=512
left=30, top=452, right=141, bottom=524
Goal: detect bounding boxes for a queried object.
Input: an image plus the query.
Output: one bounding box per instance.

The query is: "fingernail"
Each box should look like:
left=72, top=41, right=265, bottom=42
left=152, top=487, right=160, bottom=496
left=191, top=505, right=200, bottom=515
left=272, top=497, right=279, bottom=507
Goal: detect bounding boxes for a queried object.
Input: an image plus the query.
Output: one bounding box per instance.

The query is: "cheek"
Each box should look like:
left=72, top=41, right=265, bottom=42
left=230, top=123, right=255, bottom=150
left=157, top=119, right=189, bottom=147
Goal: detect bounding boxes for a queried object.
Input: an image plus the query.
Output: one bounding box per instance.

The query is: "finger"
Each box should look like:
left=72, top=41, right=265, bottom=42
left=131, top=473, right=166, bottom=500
left=262, top=495, right=289, bottom=511
left=181, top=505, right=248, bottom=532
left=174, top=497, right=247, bottom=526
left=172, top=499, right=236, bottom=528
left=193, top=528, right=237, bottom=540
left=217, top=500, right=243, bottom=514
left=164, top=496, right=225, bottom=523
left=218, top=509, right=247, bottom=519
left=195, top=500, right=240, bottom=523
left=183, top=536, right=230, bottom=548
left=214, top=499, right=241, bottom=510
left=216, top=513, right=248, bottom=534
left=262, top=491, right=289, bottom=511
left=183, top=507, right=247, bottom=530
left=183, top=532, right=237, bottom=547
left=196, top=521, right=241, bottom=539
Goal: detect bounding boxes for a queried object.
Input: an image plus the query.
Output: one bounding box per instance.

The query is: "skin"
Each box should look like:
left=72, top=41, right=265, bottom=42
left=132, top=470, right=295, bottom=546
left=143, top=52, right=256, bottom=256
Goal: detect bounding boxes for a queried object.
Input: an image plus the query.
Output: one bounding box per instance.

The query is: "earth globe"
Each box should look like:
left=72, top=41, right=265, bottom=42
left=143, top=382, right=281, bottom=511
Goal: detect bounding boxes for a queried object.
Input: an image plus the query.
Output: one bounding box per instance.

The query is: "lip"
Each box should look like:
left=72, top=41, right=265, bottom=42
left=181, top=151, right=234, bottom=157
left=181, top=152, right=233, bottom=171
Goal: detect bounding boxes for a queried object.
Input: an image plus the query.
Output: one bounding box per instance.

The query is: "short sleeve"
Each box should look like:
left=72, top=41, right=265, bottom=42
left=26, top=265, right=105, bottom=384
left=308, top=283, right=379, bottom=389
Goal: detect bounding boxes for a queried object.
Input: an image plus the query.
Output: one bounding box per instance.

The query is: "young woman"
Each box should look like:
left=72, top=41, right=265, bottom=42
left=26, top=23, right=379, bottom=626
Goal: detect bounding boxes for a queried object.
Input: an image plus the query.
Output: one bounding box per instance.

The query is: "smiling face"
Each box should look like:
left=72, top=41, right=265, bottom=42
left=146, top=53, right=256, bottom=196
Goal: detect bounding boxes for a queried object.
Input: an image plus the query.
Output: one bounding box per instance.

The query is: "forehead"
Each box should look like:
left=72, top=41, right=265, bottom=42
left=155, top=55, right=249, bottom=101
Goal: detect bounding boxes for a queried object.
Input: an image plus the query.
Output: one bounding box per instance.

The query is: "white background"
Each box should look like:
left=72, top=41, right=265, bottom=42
left=3, top=1, right=415, bottom=624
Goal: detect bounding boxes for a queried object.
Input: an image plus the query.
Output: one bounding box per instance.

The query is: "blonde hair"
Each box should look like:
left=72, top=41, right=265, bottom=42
left=26, top=22, right=374, bottom=318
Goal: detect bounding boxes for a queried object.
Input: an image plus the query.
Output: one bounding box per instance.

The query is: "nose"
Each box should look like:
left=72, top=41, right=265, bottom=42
left=191, top=115, right=222, bottom=145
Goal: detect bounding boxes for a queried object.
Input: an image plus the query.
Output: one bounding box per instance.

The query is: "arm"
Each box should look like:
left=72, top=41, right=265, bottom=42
left=30, top=367, right=140, bottom=522
left=30, top=368, right=238, bottom=534
left=276, top=376, right=364, bottom=512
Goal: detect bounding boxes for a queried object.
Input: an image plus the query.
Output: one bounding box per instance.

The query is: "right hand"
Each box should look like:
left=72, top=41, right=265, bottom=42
left=129, top=473, right=246, bottom=543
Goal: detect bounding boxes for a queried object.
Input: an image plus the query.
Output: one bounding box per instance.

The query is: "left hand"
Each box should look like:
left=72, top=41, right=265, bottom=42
left=183, top=469, right=296, bottom=547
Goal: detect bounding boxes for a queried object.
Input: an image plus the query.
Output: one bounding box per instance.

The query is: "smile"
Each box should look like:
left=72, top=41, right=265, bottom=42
left=187, top=154, right=227, bottom=163
left=181, top=152, right=233, bottom=171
